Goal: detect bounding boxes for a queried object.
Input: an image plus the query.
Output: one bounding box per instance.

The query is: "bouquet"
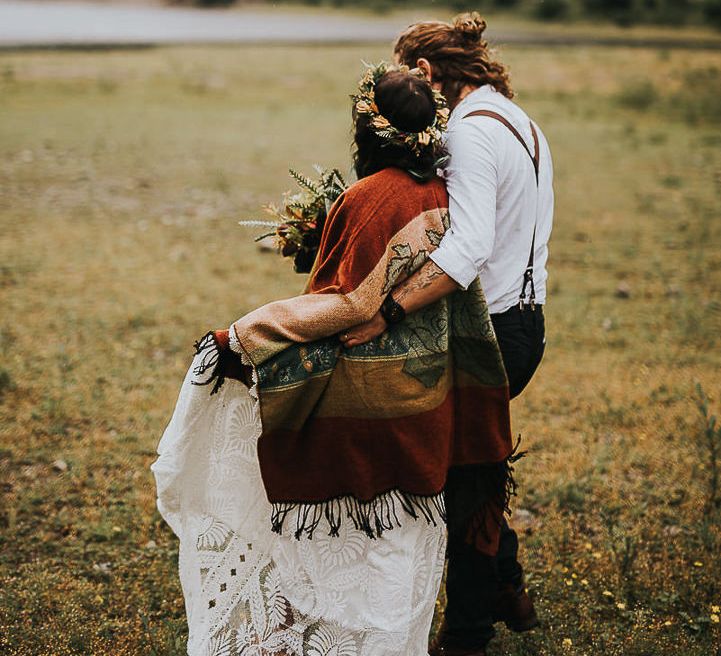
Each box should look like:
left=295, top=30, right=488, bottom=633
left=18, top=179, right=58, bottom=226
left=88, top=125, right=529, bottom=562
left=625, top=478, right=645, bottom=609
left=239, top=167, right=348, bottom=274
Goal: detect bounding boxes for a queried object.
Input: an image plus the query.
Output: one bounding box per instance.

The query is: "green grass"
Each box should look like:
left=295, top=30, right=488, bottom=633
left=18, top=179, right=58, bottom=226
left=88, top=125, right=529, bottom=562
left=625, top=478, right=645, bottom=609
left=0, top=41, right=720, bottom=655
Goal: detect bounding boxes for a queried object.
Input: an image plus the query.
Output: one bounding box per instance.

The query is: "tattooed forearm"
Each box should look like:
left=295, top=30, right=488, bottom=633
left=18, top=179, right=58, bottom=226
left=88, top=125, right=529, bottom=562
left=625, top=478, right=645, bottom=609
left=392, top=260, right=459, bottom=314
left=395, top=261, right=446, bottom=304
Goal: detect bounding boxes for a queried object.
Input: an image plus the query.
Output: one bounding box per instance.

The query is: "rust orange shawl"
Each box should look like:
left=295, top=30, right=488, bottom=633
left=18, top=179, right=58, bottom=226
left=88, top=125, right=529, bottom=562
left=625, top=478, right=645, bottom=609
left=197, top=168, right=515, bottom=554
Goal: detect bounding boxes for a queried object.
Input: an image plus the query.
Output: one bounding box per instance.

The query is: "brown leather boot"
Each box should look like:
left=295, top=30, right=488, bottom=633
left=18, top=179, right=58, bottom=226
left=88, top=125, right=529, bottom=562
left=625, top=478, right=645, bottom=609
left=429, top=624, right=487, bottom=656
left=492, top=582, right=539, bottom=632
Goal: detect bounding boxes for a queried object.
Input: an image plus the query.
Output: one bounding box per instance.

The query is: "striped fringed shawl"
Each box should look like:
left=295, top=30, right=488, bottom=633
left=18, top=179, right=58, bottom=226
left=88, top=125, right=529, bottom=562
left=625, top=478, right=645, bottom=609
left=197, top=167, right=517, bottom=555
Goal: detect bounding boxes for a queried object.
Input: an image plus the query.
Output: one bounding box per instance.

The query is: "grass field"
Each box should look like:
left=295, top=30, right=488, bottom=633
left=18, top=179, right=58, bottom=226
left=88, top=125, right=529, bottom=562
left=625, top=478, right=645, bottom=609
left=1, top=38, right=721, bottom=656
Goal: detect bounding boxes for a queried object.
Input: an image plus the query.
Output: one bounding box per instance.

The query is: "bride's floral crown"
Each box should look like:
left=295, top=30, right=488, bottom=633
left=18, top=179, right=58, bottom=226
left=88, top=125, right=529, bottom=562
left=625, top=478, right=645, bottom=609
left=352, top=61, right=450, bottom=156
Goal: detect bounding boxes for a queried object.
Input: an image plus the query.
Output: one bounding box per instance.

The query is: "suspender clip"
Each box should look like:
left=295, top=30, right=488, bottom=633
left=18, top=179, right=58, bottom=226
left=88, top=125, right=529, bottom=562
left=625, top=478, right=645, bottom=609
left=520, top=267, right=536, bottom=311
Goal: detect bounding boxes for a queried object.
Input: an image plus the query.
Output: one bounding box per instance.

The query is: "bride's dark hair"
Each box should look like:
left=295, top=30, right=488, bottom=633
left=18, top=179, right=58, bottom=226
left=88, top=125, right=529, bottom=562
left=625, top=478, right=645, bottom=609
left=352, top=71, right=445, bottom=182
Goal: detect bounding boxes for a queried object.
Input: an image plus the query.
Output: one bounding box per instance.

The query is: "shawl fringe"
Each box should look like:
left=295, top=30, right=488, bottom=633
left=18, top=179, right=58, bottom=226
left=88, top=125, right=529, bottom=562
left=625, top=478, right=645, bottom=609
left=446, top=438, right=526, bottom=547
left=191, top=330, right=250, bottom=395
left=270, top=440, right=524, bottom=543
left=271, top=490, right=447, bottom=541
left=191, top=331, right=226, bottom=395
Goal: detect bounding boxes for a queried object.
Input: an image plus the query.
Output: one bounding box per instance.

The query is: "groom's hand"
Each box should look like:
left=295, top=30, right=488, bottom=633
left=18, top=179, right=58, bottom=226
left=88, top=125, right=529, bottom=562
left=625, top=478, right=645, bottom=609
left=340, top=261, right=459, bottom=348
left=339, top=312, right=388, bottom=348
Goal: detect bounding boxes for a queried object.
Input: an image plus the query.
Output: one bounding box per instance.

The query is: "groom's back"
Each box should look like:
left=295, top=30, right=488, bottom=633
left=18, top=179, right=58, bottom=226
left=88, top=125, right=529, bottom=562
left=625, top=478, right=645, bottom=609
left=442, top=86, right=554, bottom=314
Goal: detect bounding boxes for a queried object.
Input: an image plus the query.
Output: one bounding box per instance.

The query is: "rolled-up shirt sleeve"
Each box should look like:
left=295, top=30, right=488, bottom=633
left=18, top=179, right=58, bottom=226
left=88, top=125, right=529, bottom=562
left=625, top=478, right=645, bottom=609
left=430, top=119, right=499, bottom=289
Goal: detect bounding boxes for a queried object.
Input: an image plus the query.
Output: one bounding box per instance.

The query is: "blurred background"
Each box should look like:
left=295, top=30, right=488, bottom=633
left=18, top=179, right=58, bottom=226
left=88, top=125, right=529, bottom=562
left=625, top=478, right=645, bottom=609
left=1, top=1, right=720, bottom=655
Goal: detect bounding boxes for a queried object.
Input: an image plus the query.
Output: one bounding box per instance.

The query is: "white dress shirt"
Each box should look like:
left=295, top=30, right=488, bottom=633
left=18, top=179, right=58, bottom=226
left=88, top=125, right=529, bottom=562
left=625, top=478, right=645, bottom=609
left=429, top=85, right=554, bottom=315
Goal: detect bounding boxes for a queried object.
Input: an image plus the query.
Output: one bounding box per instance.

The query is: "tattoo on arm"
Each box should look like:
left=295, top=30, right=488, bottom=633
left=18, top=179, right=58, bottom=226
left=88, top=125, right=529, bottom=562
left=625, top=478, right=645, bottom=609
left=394, top=261, right=447, bottom=305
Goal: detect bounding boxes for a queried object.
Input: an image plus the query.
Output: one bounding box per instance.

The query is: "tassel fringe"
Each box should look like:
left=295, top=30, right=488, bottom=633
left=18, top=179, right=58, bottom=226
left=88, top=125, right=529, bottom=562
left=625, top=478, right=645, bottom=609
left=271, top=489, right=447, bottom=541
left=271, top=439, right=525, bottom=543
left=446, top=436, right=526, bottom=547
left=191, top=331, right=226, bottom=395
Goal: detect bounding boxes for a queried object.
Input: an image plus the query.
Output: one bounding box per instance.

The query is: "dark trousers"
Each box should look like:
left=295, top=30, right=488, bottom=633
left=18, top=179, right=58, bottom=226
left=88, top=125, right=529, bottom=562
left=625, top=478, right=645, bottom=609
left=444, top=305, right=545, bottom=648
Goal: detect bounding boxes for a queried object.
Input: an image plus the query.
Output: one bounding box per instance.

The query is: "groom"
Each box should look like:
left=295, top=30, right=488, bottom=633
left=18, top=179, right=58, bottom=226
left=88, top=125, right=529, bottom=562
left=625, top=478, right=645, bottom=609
left=341, top=13, right=554, bottom=656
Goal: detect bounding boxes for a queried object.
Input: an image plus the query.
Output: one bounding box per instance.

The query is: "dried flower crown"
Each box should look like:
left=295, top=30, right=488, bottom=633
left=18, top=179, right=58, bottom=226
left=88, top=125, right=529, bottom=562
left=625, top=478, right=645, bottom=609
left=352, top=61, right=450, bottom=157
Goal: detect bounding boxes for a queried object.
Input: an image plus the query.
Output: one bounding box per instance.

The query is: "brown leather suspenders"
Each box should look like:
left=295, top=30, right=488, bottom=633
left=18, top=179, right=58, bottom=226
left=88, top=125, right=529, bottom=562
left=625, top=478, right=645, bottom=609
left=463, top=109, right=540, bottom=309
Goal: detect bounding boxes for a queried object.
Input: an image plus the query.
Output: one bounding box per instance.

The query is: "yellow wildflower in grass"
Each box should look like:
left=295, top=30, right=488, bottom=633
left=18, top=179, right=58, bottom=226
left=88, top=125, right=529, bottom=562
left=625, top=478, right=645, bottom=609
left=693, top=561, right=703, bottom=567
left=581, top=579, right=589, bottom=586
left=664, top=620, right=673, bottom=626
left=711, top=605, right=720, bottom=613
left=711, top=614, right=720, bottom=624
left=602, top=590, right=614, bottom=598
left=565, top=579, right=574, bottom=586
left=562, top=638, right=573, bottom=647
left=616, top=602, right=626, bottom=610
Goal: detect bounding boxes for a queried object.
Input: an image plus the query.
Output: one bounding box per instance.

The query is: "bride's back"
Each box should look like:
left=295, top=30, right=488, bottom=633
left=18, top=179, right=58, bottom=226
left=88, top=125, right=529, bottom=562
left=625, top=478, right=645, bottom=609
left=309, top=168, right=448, bottom=296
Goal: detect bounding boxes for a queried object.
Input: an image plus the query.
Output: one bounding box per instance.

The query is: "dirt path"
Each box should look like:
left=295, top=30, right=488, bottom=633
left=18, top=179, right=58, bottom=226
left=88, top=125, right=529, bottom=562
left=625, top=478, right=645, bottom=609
left=1, top=1, right=720, bottom=49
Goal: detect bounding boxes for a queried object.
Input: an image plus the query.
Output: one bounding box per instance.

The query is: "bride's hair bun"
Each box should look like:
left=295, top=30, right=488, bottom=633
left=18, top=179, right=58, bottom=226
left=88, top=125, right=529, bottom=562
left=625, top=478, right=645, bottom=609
left=374, top=71, right=436, bottom=133
left=452, top=12, right=487, bottom=42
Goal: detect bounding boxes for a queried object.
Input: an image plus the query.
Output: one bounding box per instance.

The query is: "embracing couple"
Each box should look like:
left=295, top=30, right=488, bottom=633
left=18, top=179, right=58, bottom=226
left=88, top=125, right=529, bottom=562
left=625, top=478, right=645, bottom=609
left=152, top=12, right=553, bottom=656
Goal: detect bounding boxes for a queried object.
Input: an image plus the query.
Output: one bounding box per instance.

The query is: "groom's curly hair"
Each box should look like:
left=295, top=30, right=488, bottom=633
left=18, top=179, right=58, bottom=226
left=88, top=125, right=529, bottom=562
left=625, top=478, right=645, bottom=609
left=394, top=12, right=513, bottom=109
left=352, top=71, right=444, bottom=182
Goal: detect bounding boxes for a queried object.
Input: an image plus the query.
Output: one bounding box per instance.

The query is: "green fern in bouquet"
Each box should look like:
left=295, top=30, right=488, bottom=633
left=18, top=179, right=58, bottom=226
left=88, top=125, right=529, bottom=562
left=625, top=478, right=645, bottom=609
left=239, top=166, right=348, bottom=273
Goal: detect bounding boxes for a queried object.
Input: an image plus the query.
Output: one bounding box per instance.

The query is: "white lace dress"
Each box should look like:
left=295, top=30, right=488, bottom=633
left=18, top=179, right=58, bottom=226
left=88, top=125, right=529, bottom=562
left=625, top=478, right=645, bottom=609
left=152, top=354, right=447, bottom=656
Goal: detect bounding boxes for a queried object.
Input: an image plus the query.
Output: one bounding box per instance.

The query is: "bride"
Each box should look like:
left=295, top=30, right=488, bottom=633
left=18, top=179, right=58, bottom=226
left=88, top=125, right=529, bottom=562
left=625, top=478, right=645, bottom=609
left=152, top=63, right=515, bottom=656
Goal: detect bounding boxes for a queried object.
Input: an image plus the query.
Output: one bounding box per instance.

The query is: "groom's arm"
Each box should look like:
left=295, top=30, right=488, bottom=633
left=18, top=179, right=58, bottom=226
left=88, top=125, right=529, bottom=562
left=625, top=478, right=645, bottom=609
left=393, top=260, right=459, bottom=310
left=339, top=261, right=458, bottom=348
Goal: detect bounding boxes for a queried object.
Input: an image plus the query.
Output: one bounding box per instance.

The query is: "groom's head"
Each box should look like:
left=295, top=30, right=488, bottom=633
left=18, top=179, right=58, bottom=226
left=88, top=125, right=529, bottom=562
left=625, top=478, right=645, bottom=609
left=394, top=12, right=513, bottom=110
